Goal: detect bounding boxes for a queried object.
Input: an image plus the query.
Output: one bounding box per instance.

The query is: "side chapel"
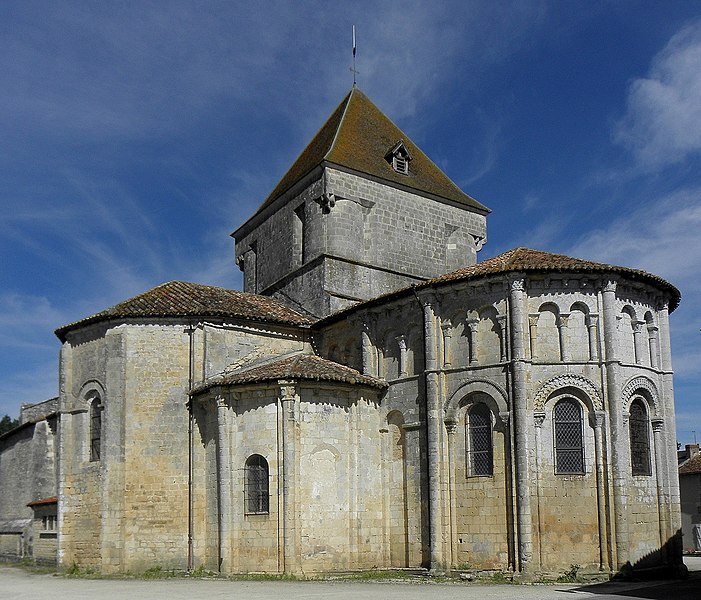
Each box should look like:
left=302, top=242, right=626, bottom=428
left=12, top=88, right=686, bottom=577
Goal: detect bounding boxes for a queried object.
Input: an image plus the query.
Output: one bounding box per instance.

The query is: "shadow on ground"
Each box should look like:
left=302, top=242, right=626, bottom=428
left=571, top=564, right=701, bottom=600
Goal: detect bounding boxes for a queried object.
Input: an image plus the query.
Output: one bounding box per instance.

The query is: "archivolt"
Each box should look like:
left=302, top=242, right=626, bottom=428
left=444, top=378, right=508, bottom=421
left=621, top=376, right=659, bottom=416
left=533, top=374, right=602, bottom=411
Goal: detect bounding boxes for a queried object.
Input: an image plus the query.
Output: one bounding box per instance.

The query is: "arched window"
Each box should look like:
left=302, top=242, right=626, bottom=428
left=630, top=398, right=652, bottom=476
left=245, top=454, right=269, bottom=514
left=467, top=403, right=493, bottom=476
left=553, top=399, right=584, bottom=474
left=90, top=396, right=102, bottom=462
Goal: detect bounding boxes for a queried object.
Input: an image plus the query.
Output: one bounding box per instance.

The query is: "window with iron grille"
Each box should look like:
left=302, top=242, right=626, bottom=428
left=245, top=454, right=269, bottom=514
left=90, top=397, right=102, bottom=462
left=553, top=399, right=584, bottom=474
left=630, top=398, right=652, bottom=476
left=467, top=403, right=493, bottom=476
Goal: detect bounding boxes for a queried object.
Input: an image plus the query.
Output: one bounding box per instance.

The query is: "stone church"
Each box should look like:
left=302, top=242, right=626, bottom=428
left=1, top=88, right=684, bottom=578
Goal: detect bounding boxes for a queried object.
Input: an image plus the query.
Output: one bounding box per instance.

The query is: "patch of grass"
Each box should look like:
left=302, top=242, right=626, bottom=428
left=556, top=564, right=581, bottom=583
left=63, top=562, right=98, bottom=578
left=142, top=565, right=178, bottom=579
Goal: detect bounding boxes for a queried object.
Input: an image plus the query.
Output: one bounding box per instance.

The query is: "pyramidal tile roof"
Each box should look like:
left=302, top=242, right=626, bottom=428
left=190, top=352, right=387, bottom=394
left=251, top=88, right=489, bottom=219
left=55, top=280, right=313, bottom=341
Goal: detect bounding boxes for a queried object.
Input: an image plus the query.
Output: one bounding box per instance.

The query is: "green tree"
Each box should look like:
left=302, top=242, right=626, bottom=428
left=0, top=414, right=20, bottom=435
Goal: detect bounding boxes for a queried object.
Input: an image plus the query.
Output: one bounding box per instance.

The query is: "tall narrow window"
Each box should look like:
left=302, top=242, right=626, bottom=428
left=245, top=454, right=269, bottom=514
left=467, top=403, right=493, bottom=476
left=90, top=397, right=103, bottom=462
left=630, top=398, right=652, bottom=476
left=293, top=204, right=306, bottom=265
left=554, top=399, right=584, bottom=474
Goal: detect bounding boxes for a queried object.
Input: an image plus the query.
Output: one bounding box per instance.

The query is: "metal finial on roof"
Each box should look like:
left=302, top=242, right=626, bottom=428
left=350, top=25, right=359, bottom=87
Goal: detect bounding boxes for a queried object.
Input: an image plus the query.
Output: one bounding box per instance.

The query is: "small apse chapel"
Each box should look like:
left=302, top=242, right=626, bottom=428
left=8, top=88, right=685, bottom=577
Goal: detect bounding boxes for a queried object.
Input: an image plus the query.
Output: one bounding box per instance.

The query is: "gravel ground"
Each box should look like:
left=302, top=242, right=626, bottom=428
left=1, top=557, right=699, bottom=600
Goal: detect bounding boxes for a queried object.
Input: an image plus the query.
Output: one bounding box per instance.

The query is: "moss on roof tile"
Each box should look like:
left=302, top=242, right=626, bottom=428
left=248, top=88, right=488, bottom=220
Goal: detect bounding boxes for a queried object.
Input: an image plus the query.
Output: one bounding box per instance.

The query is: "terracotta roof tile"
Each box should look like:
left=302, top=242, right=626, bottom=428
left=425, top=248, right=680, bottom=309
left=316, top=247, right=680, bottom=326
left=246, top=88, right=488, bottom=221
left=27, top=496, right=58, bottom=507
left=56, top=281, right=313, bottom=341
left=679, top=454, right=701, bottom=475
left=191, top=353, right=387, bottom=394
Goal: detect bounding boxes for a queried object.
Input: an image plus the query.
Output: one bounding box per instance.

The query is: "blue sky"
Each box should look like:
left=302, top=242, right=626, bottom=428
left=1, top=1, right=700, bottom=443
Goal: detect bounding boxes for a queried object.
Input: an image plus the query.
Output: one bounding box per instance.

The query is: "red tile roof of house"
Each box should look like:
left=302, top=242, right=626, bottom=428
left=55, top=280, right=313, bottom=341
left=191, top=353, right=387, bottom=394
left=679, top=454, right=701, bottom=475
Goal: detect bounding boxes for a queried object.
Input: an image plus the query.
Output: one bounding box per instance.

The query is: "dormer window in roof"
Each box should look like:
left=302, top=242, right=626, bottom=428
left=386, top=140, right=412, bottom=175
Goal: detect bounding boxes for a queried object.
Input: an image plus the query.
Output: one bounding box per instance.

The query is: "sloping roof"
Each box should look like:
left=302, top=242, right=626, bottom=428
left=191, top=352, right=387, bottom=394
left=27, top=496, right=57, bottom=507
left=0, top=518, right=31, bottom=534
left=679, top=454, right=701, bottom=475
left=56, top=281, right=313, bottom=341
left=316, top=247, right=681, bottom=326
left=426, top=248, right=680, bottom=308
left=248, top=88, right=488, bottom=220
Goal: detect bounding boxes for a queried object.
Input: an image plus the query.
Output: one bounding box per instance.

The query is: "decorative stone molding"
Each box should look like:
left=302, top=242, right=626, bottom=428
left=602, top=280, right=617, bottom=294
left=316, top=191, right=336, bottom=213
left=444, top=378, right=509, bottom=420
left=533, top=412, right=545, bottom=428
left=510, top=277, right=525, bottom=292
left=651, top=418, right=664, bottom=432
left=533, top=374, right=603, bottom=411
left=621, top=376, right=659, bottom=415
left=444, top=420, right=457, bottom=435
left=594, top=411, right=606, bottom=428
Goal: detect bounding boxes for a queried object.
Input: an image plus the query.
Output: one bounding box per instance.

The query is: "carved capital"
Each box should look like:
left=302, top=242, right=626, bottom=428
left=602, top=280, right=617, bottom=294
left=279, top=382, right=297, bottom=401
left=445, top=420, right=457, bottom=435
left=499, top=411, right=511, bottom=427
left=472, top=234, right=486, bottom=251
left=496, top=314, right=508, bottom=330
left=215, top=394, right=228, bottom=410
left=316, top=191, right=336, bottom=213
left=510, top=277, right=525, bottom=292
left=396, top=335, right=407, bottom=351
left=533, top=411, right=546, bottom=428
left=557, top=313, right=570, bottom=328
left=467, top=319, right=479, bottom=333
left=633, top=320, right=645, bottom=334
left=651, top=418, right=664, bottom=432
left=528, top=313, right=540, bottom=328
left=594, top=410, right=606, bottom=429
left=587, top=313, right=599, bottom=328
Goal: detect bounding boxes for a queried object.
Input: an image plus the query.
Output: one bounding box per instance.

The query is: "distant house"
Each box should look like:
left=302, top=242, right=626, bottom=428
left=679, top=444, right=701, bottom=552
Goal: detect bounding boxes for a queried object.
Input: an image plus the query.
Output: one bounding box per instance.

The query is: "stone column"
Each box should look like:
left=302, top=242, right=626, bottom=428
left=397, top=335, right=408, bottom=377
left=533, top=412, right=545, bottom=569
left=441, top=325, right=452, bottom=368
left=651, top=418, right=670, bottom=555
left=633, top=321, right=645, bottom=365
left=419, top=292, right=445, bottom=571
left=647, top=324, right=660, bottom=369
left=593, top=411, right=610, bottom=572
left=497, top=314, right=508, bottom=362
left=587, top=314, right=600, bottom=362
left=601, top=280, right=628, bottom=569
left=467, top=319, right=479, bottom=365
left=445, top=420, right=458, bottom=569
left=215, top=392, right=232, bottom=573
left=658, top=302, right=682, bottom=564
left=528, top=314, right=539, bottom=360
left=509, top=276, right=534, bottom=573
left=280, top=382, right=300, bottom=575
left=558, top=313, right=570, bottom=362
left=361, top=316, right=376, bottom=376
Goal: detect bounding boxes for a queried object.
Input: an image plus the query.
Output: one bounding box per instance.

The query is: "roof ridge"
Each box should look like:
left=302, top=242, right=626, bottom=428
left=325, top=87, right=355, bottom=162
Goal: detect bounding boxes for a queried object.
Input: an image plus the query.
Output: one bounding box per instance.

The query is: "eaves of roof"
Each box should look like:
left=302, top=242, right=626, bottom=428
left=190, top=352, right=387, bottom=395
left=314, top=247, right=681, bottom=328
left=235, top=88, right=489, bottom=237
left=55, top=280, right=314, bottom=342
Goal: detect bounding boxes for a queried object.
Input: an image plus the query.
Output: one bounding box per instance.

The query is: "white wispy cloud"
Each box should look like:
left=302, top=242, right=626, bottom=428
left=614, top=19, right=701, bottom=169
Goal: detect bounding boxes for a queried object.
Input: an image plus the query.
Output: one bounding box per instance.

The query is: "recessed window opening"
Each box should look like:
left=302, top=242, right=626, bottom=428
left=630, top=398, right=652, bottom=476
left=245, top=454, right=269, bottom=514
left=553, top=398, right=584, bottom=474
left=90, top=396, right=103, bottom=462
left=467, top=403, right=493, bottom=476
